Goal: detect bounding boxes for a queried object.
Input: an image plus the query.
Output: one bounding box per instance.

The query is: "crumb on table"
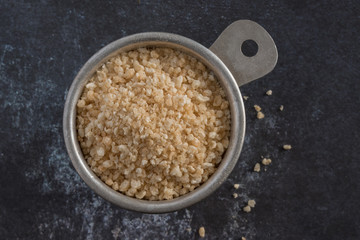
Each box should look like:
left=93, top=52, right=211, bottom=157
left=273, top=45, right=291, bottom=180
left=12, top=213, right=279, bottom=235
left=257, top=112, right=265, bottom=119
left=199, top=227, right=205, bottom=238
left=279, top=105, right=284, bottom=111
left=243, top=96, right=249, bottom=100
left=243, top=205, right=251, bottom=213
left=234, top=183, right=240, bottom=189
left=248, top=199, right=256, bottom=208
left=266, top=90, right=272, bottom=95
left=254, top=104, right=261, bottom=112
left=233, top=193, right=238, bottom=198
left=254, top=163, right=261, bottom=172
left=283, top=144, right=292, bottom=150
left=262, top=158, right=272, bottom=165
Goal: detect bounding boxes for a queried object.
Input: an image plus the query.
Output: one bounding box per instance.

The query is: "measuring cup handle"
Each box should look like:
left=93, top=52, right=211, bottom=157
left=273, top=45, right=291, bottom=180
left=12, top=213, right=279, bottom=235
left=210, top=20, right=278, bottom=87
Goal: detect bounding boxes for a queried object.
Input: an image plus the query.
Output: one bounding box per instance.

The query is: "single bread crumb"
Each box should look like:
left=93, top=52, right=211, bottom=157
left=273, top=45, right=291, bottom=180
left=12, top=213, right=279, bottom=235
left=243, top=205, right=251, bottom=212
left=243, top=96, right=249, bottom=100
left=279, top=105, right=284, bottom=111
left=233, top=183, right=240, bottom=189
left=283, top=144, right=292, bottom=150
left=262, top=158, right=272, bottom=165
left=248, top=199, right=256, bottom=208
left=254, top=105, right=261, bottom=112
left=242, top=237, right=246, bottom=240
left=233, top=193, right=238, bottom=198
left=254, top=163, right=261, bottom=172
left=257, top=112, right=265, bottom=119
left=76, top=47, right=231, bottom=200
left=266, top=90, right=272, bottom=95
left=199, top=227, right=205, bottom=238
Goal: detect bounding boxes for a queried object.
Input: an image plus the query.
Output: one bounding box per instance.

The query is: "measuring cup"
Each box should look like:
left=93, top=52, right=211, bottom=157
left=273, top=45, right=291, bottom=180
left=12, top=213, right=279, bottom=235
left=63, top=20, right=278, bottom=213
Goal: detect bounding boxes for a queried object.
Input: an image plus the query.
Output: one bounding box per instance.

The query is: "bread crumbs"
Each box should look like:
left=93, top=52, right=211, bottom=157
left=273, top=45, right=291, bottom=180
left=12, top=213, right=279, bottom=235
left=283, top=144, right=292, bottom=150
left=257, top=112, right=265, bottom=119
left=248, top=199, right=256, bottom=208
left=76, top=47, right=231, bottom=200
left=262, top=158, right=272, bottom=165
left=243, top=205, right=251, bottom=212
left=254, top=105, right=261, bottom=112
left=254, top=163, right=261, bottom=172
left=199, top=227, right=205, bottom=238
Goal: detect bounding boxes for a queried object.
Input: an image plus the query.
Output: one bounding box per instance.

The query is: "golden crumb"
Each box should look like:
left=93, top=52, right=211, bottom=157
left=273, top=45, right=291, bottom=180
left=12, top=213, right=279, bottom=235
left=233, top=193, right=238, bottom=198
left=242, top=237, right=246, bottom=240
left=283, top=144, right=292, bottom=150
left=279, top=105, right=284, bottom=111
left=254, top=104, right=261, bottom=112
left=262, top=158, right=272, bottom=165
left=243, top=205, right=251, bottom=213
left=254, top=163, right=261, bottom=172
left=266, top=90, right=272, bottom=95
left=243, top=96, right=249, bottom=100
left=199, top=227, right=205, bottom=238
left=257, top=112, right=265, bottom=119
left=233, top=183, right=240, bottom=189
left=76, top=47, right=231, bottom=200
left=248, top=199, right=256, bottom=208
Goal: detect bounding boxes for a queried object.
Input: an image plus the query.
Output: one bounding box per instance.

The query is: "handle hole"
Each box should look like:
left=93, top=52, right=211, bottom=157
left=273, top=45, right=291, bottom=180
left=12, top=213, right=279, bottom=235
left=241, top=40, right=258, bottom=57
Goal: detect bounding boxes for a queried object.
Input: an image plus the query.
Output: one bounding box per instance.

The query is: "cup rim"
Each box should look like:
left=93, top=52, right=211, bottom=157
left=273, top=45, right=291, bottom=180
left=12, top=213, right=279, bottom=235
left=63, top=32, right=245, bottom=213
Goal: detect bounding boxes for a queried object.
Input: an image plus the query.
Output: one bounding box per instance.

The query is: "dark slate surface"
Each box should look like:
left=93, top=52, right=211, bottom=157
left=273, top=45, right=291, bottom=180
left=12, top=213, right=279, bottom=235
left=1, top=1, right=359, bottom=239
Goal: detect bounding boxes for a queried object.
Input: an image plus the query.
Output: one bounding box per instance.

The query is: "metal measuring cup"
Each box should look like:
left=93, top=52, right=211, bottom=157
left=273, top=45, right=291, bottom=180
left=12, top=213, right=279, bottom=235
left=63, top=20, right=278, bottom=213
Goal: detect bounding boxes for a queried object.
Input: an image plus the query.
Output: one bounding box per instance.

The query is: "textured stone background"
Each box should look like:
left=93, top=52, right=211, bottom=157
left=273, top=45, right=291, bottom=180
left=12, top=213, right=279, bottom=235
left=1, top=1, right=360, bottom=239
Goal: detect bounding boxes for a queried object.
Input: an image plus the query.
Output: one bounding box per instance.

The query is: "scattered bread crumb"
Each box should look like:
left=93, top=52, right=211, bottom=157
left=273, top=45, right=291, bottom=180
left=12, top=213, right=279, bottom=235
left=233, top=183, right=240, bottom=189
left=254, top=163, right=260, bottom=172
left=254, top=105, right=261, bottom=112
left=262, top=158, right=272, bottom=165
left=242, top=237, right=246, bottom=240
left=279, top=105, right=284, bottom=111
left=266, top=90, right=272, bottom=95
left=254, top=105, right=264, bottom=119
left=248, top=199, right=256, bottom=208
left=283, top=144, right=292, bottom=150
left=257, top=112, right=265, bottom=119
left=233, top=193, right=238, bottom=198
left=243, top=205, right=251, bottom=212
left=199, top=227, right=205, bottom=238
left=243, top=96, right=249, bottom=100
